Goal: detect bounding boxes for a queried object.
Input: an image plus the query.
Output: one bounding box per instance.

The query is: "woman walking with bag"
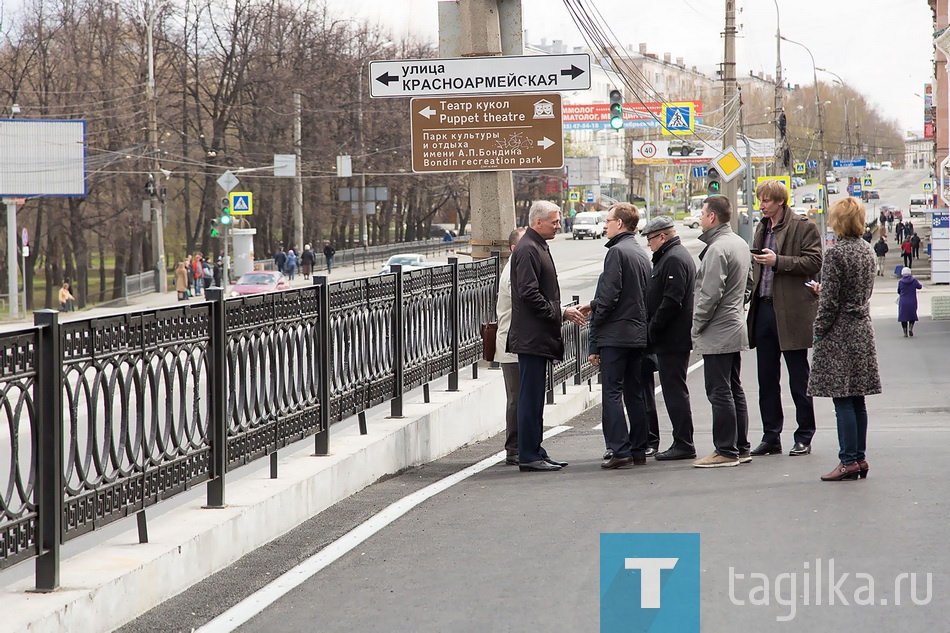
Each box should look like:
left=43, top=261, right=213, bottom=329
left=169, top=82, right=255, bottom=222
left=807, top=197, right=881, bottom=481
left=897, top=267, right=922, bottom=337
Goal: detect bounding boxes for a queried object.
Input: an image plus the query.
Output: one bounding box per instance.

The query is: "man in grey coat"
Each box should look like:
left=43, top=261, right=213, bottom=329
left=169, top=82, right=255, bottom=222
left=691, top=196, right=753, bottom=468
left=579, top=203, right=652, bottom=469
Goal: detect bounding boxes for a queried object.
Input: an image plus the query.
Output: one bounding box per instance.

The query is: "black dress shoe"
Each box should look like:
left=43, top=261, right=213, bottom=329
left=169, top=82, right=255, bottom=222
left=601, top=455, right=635, bottom=469
left=603, top=449, right=614, bottom=460
left=789, top=442, right=812, bottom=456
left=655, top=447, right=697, bottom=461
left=645, top=447, right=658, bottom=457
left=519, top=460, right=562, bottom=472
left=544, top=457, right=568, bottom=467
left=750, top=442, right=782, bottom=456
left=505, top=456, right=519, bottom=466
left=632, top=454, right=647, bottom=466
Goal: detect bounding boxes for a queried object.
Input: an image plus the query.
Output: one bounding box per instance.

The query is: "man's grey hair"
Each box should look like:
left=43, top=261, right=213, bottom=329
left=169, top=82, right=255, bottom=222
left=528, top=200, right=560, bottom=227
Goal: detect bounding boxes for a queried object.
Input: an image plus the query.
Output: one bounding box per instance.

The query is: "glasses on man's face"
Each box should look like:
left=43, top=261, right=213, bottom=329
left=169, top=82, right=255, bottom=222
left=606, top=217, right=620, bottom=224
left=646, top=233, right=663, bottom=242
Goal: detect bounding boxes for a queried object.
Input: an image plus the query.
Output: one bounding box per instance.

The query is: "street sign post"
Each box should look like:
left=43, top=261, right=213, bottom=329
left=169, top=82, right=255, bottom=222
left=691, top=166, right=709, bottom=178
left=229, top=192, right=253, bottom=215
left=410, top=93, right=563, bottom=173
left=863, top=175, right=874, bottom=188
left=370, top=54, right=591, bottom=98
left=217, top=170, right=239, bottom=193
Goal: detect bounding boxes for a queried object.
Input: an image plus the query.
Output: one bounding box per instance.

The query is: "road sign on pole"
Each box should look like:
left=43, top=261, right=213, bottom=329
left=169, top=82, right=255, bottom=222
left=410, top=93, right=563, bottom=173
left=229, top=192, right=253, bottom=215
left=370, top=54, right=591, bottom=98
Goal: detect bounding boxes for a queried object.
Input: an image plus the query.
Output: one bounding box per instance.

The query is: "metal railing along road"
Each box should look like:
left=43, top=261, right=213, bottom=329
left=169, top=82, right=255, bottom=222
left=257, top=237, right=470, bottom=274
left=122, top=270, right=160, bottom=298
left=0, top=255, right=597, bottom=592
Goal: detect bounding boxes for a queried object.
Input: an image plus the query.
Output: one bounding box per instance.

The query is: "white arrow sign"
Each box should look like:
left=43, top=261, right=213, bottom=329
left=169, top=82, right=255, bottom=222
left=370, top=53, right=592, bottom=98
left=538, top=137, right=556, bottom=150
left=418, top=106, right=437, bottom=119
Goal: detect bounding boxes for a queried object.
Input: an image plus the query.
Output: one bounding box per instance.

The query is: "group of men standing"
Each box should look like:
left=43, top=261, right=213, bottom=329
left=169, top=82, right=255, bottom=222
left=504, top=180, right=822, bottom=471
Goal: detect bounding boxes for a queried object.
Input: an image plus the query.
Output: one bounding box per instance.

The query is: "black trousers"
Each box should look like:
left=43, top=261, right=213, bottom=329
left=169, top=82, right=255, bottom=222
left=702, top=352, right=749, bottom=458
left=903, top=252, right=913, bottom=268
left=517, top=354, right=550, bottom=463
left=501, top=362, right=520, bottom=458
left=600, top=347, right=648, bottom=459
left=643, top=361, right=660, bottom=450
left=754, top=301, right=816, bottom=446
left=656, top=351, right=695, bottom=451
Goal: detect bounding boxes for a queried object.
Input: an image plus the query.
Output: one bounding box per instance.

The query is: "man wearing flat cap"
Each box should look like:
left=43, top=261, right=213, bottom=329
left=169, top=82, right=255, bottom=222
left=642, top=216, right=698, bottom=460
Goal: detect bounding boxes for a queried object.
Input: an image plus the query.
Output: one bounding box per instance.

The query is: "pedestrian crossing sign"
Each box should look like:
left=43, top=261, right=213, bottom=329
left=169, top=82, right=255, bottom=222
left=661, top=102, right=694, bottom=136
left=863, top=175, right=873, bottom=188
left=795, top=162, right=806, bottom=175
left=662, top=183, right=673, bottom=193
left=230, top=192, right=253, bottom=215
left=569, top=190, right=580, bottom=202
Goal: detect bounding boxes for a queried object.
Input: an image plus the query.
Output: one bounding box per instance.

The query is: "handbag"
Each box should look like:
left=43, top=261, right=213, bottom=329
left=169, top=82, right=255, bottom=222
left=480, top=322, right=498, bottom=362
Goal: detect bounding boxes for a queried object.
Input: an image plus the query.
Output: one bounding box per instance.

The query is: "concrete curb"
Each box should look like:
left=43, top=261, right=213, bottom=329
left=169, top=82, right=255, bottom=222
left=3, top=367, right=600, bottom=633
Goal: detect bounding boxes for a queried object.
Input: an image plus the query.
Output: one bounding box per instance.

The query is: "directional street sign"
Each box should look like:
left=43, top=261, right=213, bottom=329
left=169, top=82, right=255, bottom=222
left=409, top=93, right=563, bottom=173
left=370, top=54, right=591, bottom=98
left=832, top=158, right=867, bottom=168
left=230, top=192, right=253, bottom=215
left=807, top=160, right=819, bottom=169
left=691, top=166, right=708, bottom=178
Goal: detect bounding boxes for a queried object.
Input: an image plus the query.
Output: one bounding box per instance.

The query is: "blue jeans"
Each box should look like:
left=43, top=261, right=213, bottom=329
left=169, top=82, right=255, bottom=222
left=194, top=276, right=203, bottom=295
left=833, top=396, right=867, bottom=465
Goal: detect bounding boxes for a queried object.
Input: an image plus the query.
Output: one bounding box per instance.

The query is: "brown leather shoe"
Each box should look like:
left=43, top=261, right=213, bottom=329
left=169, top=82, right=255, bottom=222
left=601, top=455, right=636, bottom=469
left=857, top=460, right=869, bottom=479
left=820, top=462, right=861, bottom=481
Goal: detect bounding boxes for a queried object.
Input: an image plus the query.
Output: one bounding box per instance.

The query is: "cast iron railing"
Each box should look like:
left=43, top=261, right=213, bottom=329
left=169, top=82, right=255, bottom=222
left=0, top=256, right=597, bottom=592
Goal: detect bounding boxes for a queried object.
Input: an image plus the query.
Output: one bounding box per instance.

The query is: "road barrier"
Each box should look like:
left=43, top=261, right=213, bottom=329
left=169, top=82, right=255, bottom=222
left=0, top=256, right=598, bottom=591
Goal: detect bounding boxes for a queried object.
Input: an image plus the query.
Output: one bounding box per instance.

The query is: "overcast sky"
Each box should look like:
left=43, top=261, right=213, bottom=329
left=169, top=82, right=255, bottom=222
left=339, top=0, right=935, bottom=134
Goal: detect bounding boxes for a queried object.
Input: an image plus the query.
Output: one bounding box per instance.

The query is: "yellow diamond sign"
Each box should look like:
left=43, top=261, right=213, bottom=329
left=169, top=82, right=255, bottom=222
left=711, top=146, right=745, bottom=183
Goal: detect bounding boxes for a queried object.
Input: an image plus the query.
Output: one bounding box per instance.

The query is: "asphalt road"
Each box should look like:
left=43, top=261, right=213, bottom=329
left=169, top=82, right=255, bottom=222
left=114, top=169, right=950, bottom=633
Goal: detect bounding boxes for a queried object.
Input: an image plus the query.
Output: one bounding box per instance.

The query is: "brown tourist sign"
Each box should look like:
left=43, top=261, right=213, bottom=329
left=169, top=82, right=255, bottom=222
left=409, top=93, right=564, bottom=173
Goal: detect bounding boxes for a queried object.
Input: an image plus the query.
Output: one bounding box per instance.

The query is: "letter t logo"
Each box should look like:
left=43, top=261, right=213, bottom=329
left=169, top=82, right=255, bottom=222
left=625, top=558, right=679, bottom=608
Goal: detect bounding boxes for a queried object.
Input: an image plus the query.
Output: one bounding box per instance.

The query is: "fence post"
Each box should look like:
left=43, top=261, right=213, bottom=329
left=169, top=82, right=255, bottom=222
left=391, top=265, right=405, bottom=417
left=314, top=276, right=331, bottom=455
left=33, top=309, right=62, bottom=592
left=448, top=257, right=460, bottom=391
left=573, top=294, right=583, bottom=385
left=488, top=251, right=501, bottom=370
left=204, top=288, right=228, bottom=508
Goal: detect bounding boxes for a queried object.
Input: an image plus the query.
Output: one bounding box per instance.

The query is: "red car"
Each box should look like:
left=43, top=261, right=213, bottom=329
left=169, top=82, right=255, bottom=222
left=229, top=271, right=291, bottom=297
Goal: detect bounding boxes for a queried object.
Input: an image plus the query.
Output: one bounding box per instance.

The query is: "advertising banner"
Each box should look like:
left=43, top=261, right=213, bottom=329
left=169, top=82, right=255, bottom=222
left=563, top=101, right=703, bottom=131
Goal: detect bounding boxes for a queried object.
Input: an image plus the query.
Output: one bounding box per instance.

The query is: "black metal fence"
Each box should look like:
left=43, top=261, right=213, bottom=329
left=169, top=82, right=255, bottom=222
left=0, top=256, right=597, bottom=592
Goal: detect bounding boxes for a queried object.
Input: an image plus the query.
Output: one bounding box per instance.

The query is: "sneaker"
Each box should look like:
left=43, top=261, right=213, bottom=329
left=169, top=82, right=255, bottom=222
left=693, top=452, right=740, bottom=468
left=738, top=452, right=752, bottom=464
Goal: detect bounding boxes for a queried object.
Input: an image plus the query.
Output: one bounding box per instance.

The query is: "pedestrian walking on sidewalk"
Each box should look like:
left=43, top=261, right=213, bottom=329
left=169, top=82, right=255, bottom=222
left=897, top=267, right=922, bottom=338
left=873, top=237, right=888, bottom=276
left=807, top=197, right=881, bottom=482
left=323, top=241, right=336, bottom=274
left=895, top=220, right=905, bottom=243
left=901, top=237, right=913, bottom=268
left=175, top=261, right=189, bottom=300
left=911, top=233, right=921, bottom=259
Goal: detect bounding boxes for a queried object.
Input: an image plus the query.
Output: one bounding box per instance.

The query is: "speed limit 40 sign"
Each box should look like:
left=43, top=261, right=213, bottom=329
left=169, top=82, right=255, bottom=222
left=636, top=142, right=658, bottom=159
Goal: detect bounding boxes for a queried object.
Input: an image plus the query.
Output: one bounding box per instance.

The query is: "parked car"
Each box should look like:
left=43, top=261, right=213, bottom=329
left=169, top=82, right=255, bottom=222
left=801, top=192, right=818, bottom=204
left=378, top=253, right=431, bottom=274
left=572, top=211, right=606, bottom=239
left=826, top=171, right=839, bottom=183
left=791, top=176, right=806, bottom=188
left=682, top=207, right=703, bottom=229
left=826, top=183, right=840, bottom=194
left=666, top=139, right=704, bottom=156
left=229, top=271, right=291, bottom=297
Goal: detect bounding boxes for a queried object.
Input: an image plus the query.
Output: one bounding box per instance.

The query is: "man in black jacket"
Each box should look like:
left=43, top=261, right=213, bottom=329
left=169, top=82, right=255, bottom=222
left=509, top=201, right=586, bottom=472
left=642, top=216, right=698, bottom=460
left=579, top=203, right=652, bottom=469
left=873, top=236, right=888, bottom=276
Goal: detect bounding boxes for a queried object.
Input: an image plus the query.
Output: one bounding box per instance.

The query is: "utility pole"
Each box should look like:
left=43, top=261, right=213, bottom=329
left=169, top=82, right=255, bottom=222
left=293, top=91, right=303, bottom=250
left=444, top=0, right=518, bottom=262
left=723, top=0, right=739, bottom=231
left=146, top=0, right=168, bottom=293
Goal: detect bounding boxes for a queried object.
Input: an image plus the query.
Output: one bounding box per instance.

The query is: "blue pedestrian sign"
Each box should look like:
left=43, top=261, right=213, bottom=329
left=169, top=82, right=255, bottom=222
left=807, top=160, right=818, bottom=169
left=863, top=175, right=873, bottom=188
left=230, top=192, right=253, bottom=215
left=691, top=166, right=708, bottom=178
left=661, top=103, right=693, bottom=135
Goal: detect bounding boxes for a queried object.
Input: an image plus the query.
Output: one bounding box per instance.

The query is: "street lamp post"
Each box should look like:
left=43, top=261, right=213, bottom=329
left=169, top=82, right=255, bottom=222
left=817, top=67, right=852, bottom=159
left=771, top=0, right=786, bottom=178
left=781, top=35, right=828, bottom=242
left=145, top=0, right=171, bottom=293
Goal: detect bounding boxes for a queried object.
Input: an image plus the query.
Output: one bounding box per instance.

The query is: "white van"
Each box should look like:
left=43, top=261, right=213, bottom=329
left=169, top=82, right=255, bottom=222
left=909, top=195, right=930, bottom=217
left=571, top=211, right=606, bottom=239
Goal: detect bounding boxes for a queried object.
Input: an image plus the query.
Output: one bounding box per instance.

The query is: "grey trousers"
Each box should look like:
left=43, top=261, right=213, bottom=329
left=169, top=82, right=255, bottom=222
left=501, top=362, right=520, bottom=458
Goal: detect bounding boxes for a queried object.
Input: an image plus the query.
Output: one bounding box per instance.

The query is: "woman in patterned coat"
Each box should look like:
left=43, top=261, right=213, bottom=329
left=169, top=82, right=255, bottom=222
left=807, top=197, right=882, bottom=481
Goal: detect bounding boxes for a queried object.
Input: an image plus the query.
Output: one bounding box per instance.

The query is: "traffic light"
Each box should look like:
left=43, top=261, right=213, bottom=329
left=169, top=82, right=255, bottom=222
left=220, top=197, right=232, bottom=226
left=707, top=167, right=721, bottom=195
left=609, top=89, right=624, bottom=130
left=210, top=218, right=220, bottom=237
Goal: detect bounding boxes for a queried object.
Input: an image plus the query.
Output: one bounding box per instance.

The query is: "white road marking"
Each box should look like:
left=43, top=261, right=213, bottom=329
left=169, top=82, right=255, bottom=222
left=591, top=358, right=704, bottom=432
left=195, top=425, right=574, bottom=633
